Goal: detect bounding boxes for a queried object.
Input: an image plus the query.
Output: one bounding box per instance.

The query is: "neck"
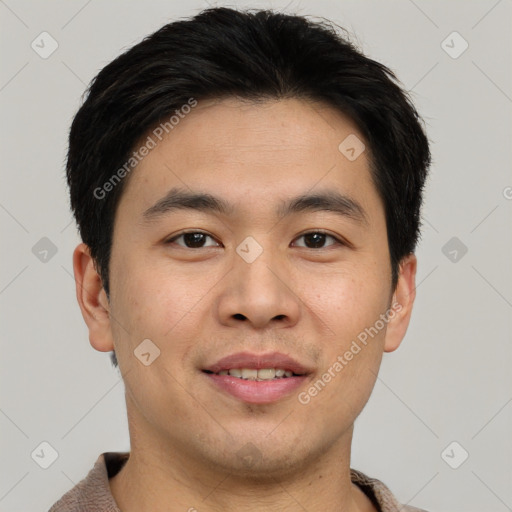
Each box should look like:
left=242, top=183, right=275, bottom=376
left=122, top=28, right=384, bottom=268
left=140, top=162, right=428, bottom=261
left=109, top=398, right=376, bottom=512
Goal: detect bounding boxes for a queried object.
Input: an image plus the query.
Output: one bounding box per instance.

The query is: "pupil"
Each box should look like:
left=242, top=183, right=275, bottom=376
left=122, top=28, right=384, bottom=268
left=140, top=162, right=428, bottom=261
left=305, top=233, right=325, bottom=248
left=184, top=233, right=205, bottom=248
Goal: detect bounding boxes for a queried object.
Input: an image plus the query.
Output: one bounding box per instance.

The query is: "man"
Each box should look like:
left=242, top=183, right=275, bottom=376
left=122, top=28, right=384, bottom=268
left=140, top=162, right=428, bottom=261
left=49, top=6, right=431, bottom=512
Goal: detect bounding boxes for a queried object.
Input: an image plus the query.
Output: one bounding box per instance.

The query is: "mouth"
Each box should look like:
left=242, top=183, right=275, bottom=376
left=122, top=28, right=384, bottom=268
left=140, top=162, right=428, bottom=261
left=202, top=352, right=312, bottom=404
left=203, top=368, right=301, bottom=380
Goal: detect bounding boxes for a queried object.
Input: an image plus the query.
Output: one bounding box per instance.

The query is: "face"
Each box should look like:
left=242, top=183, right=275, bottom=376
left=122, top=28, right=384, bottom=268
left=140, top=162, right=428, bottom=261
left=76, top=97, right=416, bottom=478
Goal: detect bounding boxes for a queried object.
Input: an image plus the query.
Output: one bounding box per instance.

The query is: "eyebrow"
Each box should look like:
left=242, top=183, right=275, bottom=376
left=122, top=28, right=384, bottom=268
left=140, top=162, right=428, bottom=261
left=142, top=186, right=369, bottom=226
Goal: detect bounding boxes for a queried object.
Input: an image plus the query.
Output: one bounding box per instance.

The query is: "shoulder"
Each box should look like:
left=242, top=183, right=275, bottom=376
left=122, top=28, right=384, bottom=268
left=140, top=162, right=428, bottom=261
left=350, top=468, right=431, bottom=512
left=48, top=452, right=128, bottom=512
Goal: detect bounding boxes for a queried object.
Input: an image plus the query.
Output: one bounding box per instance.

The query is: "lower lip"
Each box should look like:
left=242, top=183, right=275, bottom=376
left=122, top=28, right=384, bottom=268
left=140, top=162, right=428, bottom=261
left=204, top=373, right=307, bottom=404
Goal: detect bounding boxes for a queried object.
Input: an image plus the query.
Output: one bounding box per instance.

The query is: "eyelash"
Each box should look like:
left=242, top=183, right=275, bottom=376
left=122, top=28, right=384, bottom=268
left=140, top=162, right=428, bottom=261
left=164, top=230, right=346, bottom=249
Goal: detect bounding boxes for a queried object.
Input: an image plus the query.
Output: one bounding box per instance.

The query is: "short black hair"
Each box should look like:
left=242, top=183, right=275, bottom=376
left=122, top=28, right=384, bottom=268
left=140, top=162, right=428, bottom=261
left=66, top=7, right=431, bottom=369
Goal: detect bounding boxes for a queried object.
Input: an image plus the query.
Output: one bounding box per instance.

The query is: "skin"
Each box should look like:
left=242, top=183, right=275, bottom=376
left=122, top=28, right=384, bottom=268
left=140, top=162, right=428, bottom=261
left=73, top=97, right=416, bottom=512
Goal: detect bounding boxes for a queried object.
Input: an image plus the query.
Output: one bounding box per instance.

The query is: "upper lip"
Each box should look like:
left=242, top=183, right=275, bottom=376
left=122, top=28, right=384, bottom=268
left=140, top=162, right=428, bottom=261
left=203, top=351, right=312, bottom=375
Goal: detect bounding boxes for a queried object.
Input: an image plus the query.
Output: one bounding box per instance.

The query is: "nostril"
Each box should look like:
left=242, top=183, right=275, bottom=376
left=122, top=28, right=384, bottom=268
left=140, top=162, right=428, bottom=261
left=233, top=313, right=246, bottom=320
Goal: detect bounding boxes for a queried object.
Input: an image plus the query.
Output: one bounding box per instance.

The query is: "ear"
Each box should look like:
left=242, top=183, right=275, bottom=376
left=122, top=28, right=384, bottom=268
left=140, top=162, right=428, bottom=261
left=72, top=243, right=114, bottom=352
left=383, top=253, right=417, bottom=353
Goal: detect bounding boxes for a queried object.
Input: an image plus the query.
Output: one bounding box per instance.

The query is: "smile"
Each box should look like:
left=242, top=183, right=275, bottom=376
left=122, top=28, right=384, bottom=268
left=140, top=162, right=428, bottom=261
left=207, top=368, right=297, bottom=380
left=202, top=352, right=312, bottom=404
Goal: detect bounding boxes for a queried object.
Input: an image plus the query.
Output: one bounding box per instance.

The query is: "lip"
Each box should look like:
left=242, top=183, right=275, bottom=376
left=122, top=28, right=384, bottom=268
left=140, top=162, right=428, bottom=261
left=202, top=351, right=313, bottom=404
left=203, top=351, right=311, bottom=375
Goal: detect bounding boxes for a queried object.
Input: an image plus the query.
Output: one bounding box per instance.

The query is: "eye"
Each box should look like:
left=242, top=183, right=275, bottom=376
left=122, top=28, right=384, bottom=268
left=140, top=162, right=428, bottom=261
left=165, top=231, right=221, bottom=249
left=165, top=230, right=345, bottom=250
left=292, top=231, right=343, bottom=249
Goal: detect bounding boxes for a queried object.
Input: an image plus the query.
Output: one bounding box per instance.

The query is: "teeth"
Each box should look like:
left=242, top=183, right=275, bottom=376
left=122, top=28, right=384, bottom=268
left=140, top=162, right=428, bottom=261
left=257, top=368, right=275, bottom=380
left=217, top=368, right=297, bottom=380
left=241, top=369, right=258, bottom=380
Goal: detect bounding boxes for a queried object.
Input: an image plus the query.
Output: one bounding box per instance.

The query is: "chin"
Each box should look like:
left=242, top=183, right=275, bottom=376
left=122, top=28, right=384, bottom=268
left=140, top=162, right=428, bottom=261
left=199, top=432, right=320, bottom=481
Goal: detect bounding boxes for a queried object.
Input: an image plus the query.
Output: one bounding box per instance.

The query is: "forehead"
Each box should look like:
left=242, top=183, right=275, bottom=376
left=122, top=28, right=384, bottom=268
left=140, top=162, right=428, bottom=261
left=142, top=97, right=364, bottom=165
left=118, top=97, right=380, bottom=221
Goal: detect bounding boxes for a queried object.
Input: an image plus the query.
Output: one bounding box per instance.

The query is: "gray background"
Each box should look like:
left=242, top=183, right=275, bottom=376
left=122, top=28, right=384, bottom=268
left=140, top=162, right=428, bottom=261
left=1, top=1, right=511, bottom=511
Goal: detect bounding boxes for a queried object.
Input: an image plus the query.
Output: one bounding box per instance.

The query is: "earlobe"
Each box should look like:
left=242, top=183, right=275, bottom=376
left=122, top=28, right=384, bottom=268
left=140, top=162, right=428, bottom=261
left=383, top=254, right=417, bottom=353
left=72, top=243, right=114, bottom=353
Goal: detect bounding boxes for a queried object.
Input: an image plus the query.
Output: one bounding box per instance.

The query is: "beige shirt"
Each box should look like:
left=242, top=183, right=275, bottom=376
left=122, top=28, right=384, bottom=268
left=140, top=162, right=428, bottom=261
left=48, top=452, right=429, bottom=512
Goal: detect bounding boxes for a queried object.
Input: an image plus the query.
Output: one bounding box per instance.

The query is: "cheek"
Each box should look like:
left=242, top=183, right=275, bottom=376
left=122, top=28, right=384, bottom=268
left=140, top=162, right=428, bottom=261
left=299, top=265, right=389, bottom=338
left=298, top=273, right=387, bottom=418
left=110, top=255, right=221, bottom=351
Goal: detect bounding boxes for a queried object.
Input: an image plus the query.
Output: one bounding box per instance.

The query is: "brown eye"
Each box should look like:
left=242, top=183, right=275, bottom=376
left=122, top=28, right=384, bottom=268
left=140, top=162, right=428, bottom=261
left=293, top=231, right=341, bottom=249
left=166, top=231, right=220, bottom=248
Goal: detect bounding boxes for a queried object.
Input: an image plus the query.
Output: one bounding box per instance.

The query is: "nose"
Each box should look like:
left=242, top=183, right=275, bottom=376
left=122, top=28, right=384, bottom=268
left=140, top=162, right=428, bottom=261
left=216, top=245, right=301, bottom=330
